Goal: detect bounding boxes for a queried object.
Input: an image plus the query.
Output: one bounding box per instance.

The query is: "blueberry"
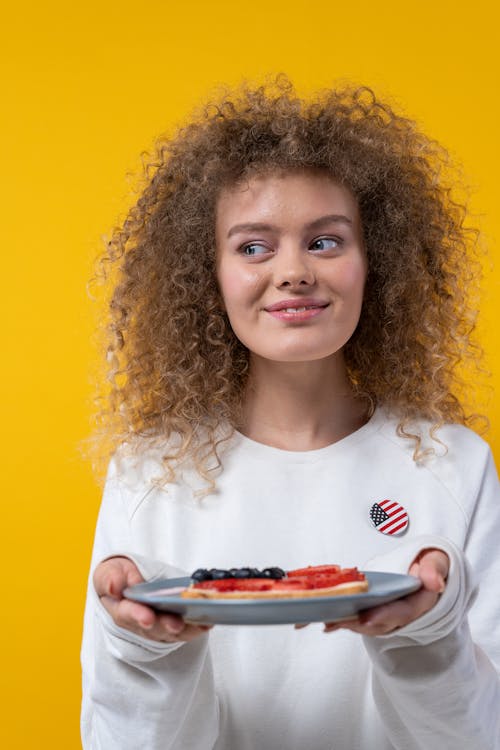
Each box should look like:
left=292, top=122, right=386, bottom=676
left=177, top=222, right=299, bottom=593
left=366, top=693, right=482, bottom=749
left=191, top=568, right=211, bottom=582
left=210, top=568, right=232, bottom=580
left=261, top=567, right=286, bottom=579
left=233, top=567, right=252, bottom=578
left=193, top=566, right=284, bottom=581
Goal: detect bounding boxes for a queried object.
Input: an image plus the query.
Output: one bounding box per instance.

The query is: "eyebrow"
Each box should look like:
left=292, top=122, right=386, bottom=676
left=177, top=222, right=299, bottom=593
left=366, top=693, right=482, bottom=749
left=226, top=214, right=353, bottom=239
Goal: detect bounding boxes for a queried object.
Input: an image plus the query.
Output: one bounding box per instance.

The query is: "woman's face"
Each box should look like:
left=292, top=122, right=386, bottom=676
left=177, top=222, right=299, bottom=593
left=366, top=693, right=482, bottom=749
left=215, top=170, right=367, bottom=364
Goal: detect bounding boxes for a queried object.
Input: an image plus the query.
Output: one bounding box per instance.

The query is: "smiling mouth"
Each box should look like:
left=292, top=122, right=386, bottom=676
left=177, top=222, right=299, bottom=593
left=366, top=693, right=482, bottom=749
left=282, top=305, right=323, bottom=313
left=265, top=298, right=329, bottom=312
left=264, top=302, right=329, bottom=321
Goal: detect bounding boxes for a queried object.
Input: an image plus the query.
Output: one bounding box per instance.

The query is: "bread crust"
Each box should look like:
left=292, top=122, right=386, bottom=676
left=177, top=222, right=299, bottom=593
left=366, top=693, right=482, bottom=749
left=181, top=579, right=368, bottom=600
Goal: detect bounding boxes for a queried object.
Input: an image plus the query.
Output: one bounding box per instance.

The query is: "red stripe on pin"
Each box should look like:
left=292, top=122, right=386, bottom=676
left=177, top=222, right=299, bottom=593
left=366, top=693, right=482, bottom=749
left=369, top=500, right=409, bottom=536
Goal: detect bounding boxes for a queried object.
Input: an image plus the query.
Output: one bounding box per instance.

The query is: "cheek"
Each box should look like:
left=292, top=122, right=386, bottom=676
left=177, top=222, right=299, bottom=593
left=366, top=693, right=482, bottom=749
left=218, top=265, right=265, bottom=309
left=336, top=257, right=367, bottom=297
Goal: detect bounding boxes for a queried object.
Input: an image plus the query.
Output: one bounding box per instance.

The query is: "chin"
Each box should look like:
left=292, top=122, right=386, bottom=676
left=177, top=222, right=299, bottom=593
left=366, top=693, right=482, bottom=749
left=257, top=348, right=344, bottom=364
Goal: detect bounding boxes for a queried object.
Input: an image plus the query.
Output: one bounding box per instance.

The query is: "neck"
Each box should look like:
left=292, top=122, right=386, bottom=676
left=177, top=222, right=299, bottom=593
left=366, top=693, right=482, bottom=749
left=239, top=354, right=369, bottom=451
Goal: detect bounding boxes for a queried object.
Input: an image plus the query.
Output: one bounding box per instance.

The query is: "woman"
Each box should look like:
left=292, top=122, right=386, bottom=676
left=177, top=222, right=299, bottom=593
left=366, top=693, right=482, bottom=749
left=81, top=78, right=500, bottom=749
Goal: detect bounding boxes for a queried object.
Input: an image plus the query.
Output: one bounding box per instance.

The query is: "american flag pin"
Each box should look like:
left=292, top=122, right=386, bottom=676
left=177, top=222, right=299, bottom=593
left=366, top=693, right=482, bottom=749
left=369, top=499, right=409, bottom=536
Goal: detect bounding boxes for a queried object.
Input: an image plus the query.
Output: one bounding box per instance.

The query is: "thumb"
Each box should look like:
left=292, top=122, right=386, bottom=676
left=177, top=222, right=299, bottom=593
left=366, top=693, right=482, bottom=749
left=94, top=557, right=144, bottom=599
left=409, top=549, right=449, bottom=594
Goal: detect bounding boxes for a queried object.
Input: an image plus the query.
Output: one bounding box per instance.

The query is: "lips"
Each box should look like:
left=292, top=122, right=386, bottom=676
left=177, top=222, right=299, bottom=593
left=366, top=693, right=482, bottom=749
left=264, top=298, right=329, bottom=313
left=264, top=298, right=330, bottom=323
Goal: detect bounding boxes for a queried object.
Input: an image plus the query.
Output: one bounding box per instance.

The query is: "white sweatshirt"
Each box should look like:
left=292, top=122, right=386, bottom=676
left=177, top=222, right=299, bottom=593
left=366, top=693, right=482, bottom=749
left=81, top=410, right=500, bottom=749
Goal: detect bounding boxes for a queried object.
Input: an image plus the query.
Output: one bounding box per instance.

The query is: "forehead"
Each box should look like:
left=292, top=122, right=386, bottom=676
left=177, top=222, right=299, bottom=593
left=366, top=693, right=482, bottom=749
left=215, top=170, right=360, bottom=233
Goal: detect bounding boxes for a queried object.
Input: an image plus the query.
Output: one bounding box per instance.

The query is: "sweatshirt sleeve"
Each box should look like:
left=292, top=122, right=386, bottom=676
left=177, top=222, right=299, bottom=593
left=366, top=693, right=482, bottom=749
left=80, top=457, right=219, bottom=750
left=361, top=449, right=500, bottom=750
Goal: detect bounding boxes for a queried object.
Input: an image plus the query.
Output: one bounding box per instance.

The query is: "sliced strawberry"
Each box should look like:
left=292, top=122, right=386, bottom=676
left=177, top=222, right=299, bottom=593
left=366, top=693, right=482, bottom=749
left=286, top=568, right=365, bottom=588
left=302, top=571, right=365, bottom=588
left=193, top=579, right=237, bottom=591
left=272, top=578, right=313, bottom=591
left=287, top=564, right=341, bottom=577
left=193, top=578, right=274, bottom=592
left=231, top=579, right=275, bottom=592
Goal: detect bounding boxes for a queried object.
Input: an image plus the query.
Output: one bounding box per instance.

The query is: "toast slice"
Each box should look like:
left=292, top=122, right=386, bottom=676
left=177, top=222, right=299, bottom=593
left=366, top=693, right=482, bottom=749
left=181, top=566, right=368, bottom=599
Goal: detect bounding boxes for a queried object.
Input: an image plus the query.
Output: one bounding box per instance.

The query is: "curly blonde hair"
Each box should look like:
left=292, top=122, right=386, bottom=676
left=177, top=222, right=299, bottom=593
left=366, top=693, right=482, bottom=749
left=94, top=75, right=484, bottom=488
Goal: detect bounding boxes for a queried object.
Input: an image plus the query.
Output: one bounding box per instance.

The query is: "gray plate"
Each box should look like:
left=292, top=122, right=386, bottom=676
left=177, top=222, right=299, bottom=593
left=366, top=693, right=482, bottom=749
left=124, top=572, right=421, bottom=626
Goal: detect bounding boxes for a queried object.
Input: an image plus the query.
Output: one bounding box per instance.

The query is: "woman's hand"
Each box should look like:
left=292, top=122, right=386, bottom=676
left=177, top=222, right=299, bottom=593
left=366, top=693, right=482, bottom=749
left=294, top=548, right=449, bottom=635
left=93, top=556, right=212, bottom=643
left=321, top=548, right=449, bottom=636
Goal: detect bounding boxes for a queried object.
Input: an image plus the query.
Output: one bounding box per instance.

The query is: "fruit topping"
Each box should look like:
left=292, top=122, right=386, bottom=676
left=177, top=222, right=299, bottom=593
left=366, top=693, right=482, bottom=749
left=190, top=566, right=286, bottom=581
left=210, top=569, right=232, bottom=580
left=194, top=578, right=274, bottom=592
left=232, top=567, right=258, bottom=579
left=261, top=567, right=286, bottom=579
left=287, top=564, right=341, bottom=577
left=191, top=568, right=212, bottom=582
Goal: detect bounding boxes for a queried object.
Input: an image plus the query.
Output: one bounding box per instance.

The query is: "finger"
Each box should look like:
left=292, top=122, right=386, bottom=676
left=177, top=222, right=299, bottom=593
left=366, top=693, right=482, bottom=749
left=103, top=599, right=184, bottom=639
left=100, top=594, right=213, bottom=642
left=125, top=606, right=207, bottom=640
left=107, top=567, right=130, bottom=598
left=94, top=557, right=143, bottom=598
left=409, top=549, right=449, bottom=593
left=157, top=613, right=186, bottom=635
left=174, top=623, right=214, bottom=642
left=362, top=587, right=439, bottom=624
left=93, top=561, right=122, bottom=598
left=294, top=623, right=311, bottom=630
left=154, top=615, right=212, bottom=643
left=101, top=595, right=157, bottom=630
left=360, top=588, right=439, bottom=633
left=329, top=587, right=440, bottom=636
left=418, top=551, right=449, bottom=593
left=157, top=615, right=213, bottom=641
left=323, top=617, right=359, bottom=633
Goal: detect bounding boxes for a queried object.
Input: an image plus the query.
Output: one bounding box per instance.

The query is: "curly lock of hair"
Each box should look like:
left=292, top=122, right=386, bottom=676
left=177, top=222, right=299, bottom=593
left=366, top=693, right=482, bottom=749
left=94, top=74, right=484, bottom=492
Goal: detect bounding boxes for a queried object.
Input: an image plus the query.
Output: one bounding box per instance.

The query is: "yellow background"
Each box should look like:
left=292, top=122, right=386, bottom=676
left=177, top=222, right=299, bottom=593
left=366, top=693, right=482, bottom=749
left=2, top=1, right=498, bottom=747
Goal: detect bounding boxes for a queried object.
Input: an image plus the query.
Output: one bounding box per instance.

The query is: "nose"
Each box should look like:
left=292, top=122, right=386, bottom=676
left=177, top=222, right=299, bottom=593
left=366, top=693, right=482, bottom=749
left=273, top=246, right=315, bottom=288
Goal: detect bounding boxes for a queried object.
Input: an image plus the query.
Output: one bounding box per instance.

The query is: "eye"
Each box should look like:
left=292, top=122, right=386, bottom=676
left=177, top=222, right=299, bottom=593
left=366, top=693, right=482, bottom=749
left=310, top=237, right=342, bottom=251
left=240, top=242, right=271, bottom=256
